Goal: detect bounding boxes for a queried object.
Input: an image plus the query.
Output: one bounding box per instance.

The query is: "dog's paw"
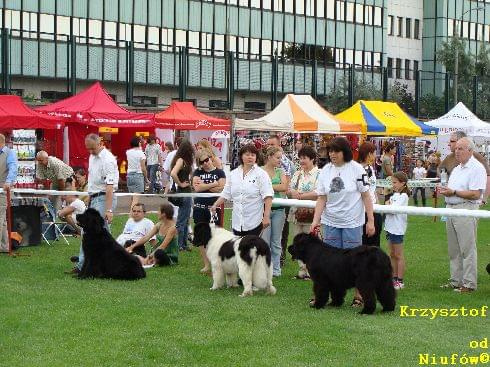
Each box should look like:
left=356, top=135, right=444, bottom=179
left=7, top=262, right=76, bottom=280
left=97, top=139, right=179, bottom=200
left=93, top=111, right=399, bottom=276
left=239, top=290, right=253, bottom=297
left=210, top=286, right=221, bottom=291
left=266, top=286, right=277, bottom=295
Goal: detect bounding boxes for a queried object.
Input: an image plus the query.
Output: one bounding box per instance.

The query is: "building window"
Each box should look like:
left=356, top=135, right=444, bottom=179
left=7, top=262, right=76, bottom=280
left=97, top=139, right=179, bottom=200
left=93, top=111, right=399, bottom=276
left=296, top=0, right=305, bottom=15
left=239, top=0, right=249, bottom=7
left=336, top=1, right=345, bottom=21
left=161, top=28, right=173, bottom=51
left=202, top=33, right=212, bottom=55
left=414, top=19, right=420, bottom=39
left=244, top=101, right=266, bottom=111
left=355, top=3, right=363, bottom=24
left=188, top=31, right=199, bottom=54
left=41, top=91, right=71, bottom=101
left=477, top=23, right=483, bottom=41
left=387, top=57, right=393, bottom=78
left=397, top=17, right=403, bottom=37
left=346, top=2, right=354, bottom=22
left=388, top=15, right=394, bottom=35
left=261, top=39, right=272, bottom=60
left=335, top=48, right=344, bottom=68
left=345, top=49, right=353, bottom=65
left=374, top=52, right=381, bottom=67
left=284, top=1, right=293, bottom=13
left=306, top=0, right=314, bottom=16
left=119, top=23, right=131, bottom=42
left=148, top=27, right=159, bottom=50
left=374, top=6, right=382, bottom=26
left=405, top=59, right=410, bottom=79
left=405, top=18, right=411, bottom=38
left=263, top=0, right=271, bottom=10
left=175, top=29, right=186, bottom=47
left=364, top=5, right=373, bottom=25
left=5, top=10, right=20, bottom=31
left=413, top=60, right=419, bottom=79
left=88, top=19, right=102, bottom=44
left=250, top=0, right=260, bottom=8
left=40, top=14, right=55, bottom=40
left=326, top=0, right=335, bottom=19
left=132, top=96, right=157, bottom=107
left=395, top=58, right=401, bottom=79
left=22, top=12, right=38, bottom=39
left=317, top=1, right=325, bottom=17
left=273, top=0, right=282, bottom=12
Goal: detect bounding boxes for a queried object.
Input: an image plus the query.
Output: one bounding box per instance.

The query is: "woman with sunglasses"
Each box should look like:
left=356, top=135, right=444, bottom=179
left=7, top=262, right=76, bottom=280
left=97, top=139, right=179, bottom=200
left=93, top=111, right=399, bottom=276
left=192, top=150, right=226, bottom=272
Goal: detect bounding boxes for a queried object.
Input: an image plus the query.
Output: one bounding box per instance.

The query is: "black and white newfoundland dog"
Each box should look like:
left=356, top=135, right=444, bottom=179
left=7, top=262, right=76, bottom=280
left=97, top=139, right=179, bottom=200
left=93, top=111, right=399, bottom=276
left=193, top=222, right=276, bottom=297
left=76, top=208, right=146, bottom=280
left=288, top=233, right=395, bottom=314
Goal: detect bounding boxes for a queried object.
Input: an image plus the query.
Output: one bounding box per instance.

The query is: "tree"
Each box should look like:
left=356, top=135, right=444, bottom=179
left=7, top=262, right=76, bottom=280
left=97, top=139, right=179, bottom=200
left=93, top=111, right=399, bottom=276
left=388, top=82, right=415, bottom=116
left=282, top=44, right=334, bottom=65
left=436, top=37, right=474, bottom=81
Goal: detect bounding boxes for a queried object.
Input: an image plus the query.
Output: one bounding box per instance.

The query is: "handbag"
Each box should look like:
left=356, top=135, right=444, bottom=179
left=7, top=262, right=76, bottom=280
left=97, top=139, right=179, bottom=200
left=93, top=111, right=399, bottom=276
left=294, top=171, right=317, bottom=223
left=167, top=182, right=183, bottom=207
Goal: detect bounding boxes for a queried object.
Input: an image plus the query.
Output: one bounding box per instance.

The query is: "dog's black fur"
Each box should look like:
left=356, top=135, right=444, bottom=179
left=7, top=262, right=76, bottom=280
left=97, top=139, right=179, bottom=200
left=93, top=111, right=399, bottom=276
left=288, top=233, right=395, bottom=314
left=487, top=263, right=490, bottom=275
left=76, top=208, right=146, bottom=280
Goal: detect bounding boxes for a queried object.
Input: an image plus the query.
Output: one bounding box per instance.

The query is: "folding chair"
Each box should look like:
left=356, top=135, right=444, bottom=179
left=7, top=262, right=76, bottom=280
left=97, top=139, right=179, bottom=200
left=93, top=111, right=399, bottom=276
left=41, top=204, right=70, bottom=246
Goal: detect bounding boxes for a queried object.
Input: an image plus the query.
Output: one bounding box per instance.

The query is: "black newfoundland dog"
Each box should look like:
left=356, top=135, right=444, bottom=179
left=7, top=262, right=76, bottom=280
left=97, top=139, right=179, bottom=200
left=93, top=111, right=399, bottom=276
left=76, top=208, right=146, bottom=280
left=288, top=233, right=395, bottom=314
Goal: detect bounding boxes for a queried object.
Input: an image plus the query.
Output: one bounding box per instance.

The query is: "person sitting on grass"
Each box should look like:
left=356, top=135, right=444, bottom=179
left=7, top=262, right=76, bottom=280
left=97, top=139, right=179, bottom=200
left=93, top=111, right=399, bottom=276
left=57, top=181, right=86, bottom=235
left=126, top=203, right=179, bottom=266
left=116, top=203, right=156, bottom=257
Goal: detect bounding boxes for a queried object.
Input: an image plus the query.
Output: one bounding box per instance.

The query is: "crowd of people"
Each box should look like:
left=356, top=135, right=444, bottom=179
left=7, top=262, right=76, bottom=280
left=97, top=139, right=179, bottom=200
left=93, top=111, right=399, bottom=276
left=0, top=129, right=487, bottom=297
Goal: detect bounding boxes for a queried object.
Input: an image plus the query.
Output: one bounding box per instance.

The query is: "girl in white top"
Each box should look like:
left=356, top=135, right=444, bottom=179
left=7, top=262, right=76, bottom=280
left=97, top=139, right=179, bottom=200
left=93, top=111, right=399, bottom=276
left=384, top=171, right=409, bottom=290
left=412, top=158, right=427, bottom=206
left=126, top=137, right=149, bottom=208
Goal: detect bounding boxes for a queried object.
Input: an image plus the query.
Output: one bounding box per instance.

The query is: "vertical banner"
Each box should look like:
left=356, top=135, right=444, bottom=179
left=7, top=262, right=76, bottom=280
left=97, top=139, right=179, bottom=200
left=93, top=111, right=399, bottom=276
left=189, top=130, right=229, bottom=164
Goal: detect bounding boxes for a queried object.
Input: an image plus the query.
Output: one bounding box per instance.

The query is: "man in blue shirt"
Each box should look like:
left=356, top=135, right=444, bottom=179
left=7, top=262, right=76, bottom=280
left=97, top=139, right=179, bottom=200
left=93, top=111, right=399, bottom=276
left=0, top=133, right=18, bottom=252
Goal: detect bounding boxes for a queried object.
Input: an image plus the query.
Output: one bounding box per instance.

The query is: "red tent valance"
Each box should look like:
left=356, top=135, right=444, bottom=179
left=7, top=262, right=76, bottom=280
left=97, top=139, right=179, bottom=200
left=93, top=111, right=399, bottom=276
left=36, top=82, right=155, bottom=128
left=155, top=101, right=230, bottom=130
left=0, top=95, right=63, bottom=129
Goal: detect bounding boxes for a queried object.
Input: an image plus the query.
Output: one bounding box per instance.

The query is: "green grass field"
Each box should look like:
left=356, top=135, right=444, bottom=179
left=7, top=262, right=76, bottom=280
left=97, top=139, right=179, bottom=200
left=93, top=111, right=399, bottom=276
left=1, top=209, right=489, bottom=367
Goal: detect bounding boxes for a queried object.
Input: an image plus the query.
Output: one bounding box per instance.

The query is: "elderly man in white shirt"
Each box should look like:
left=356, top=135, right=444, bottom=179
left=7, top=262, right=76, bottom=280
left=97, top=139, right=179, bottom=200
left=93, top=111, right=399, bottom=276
left=211, top=144, right=274, bottom=236
left=439, top=137, right=486, bottom=293
left=68, top=133, right=119, bottom=274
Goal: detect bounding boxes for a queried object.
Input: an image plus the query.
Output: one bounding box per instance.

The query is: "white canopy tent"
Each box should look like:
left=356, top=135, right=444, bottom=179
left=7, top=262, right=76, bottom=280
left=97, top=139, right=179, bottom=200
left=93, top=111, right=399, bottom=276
left=234, top=94, right=361, bottom=134
left=425, top=102, right=490, bottom=159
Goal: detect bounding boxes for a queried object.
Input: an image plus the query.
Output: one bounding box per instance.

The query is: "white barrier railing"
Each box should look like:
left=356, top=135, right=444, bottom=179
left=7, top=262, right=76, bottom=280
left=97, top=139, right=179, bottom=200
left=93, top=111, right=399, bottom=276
left=3, top=188, right=490, bottom=219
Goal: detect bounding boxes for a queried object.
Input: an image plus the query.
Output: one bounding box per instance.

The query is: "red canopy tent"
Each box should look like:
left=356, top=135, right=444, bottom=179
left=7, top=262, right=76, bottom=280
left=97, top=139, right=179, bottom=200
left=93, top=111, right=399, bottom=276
left=0, top=95, right=64, bottom=158
left=36, top=82, right=156, bottom=168
left=155, top=101, right=230, bottom=130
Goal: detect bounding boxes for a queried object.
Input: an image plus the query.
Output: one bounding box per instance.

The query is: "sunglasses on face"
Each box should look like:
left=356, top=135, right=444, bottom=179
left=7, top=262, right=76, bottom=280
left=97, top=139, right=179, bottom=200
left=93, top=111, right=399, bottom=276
left=200, top=157, right=210, bottom=164
left=449, top=140, right=457, bottom=143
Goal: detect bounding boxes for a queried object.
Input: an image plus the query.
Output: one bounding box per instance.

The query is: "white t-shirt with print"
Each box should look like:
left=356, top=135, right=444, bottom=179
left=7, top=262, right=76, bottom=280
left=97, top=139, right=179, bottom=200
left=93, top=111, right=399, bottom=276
left=116, top=218, right=156, bottom=246
left=316, top=160, right=369, bottom=228
left=413, top=166, right=427, bottom=180
left=126, top=148, right=146, bottom=173
left=384, top=192, right=409, bottom=235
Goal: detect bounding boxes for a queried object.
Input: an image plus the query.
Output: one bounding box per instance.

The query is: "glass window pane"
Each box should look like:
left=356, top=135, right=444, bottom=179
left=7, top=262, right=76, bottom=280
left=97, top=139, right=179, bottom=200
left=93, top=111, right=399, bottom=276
left=133, top=24, right=145, bottom=48
left=470, top=22, right=476, bottom=40
left=296, top=0, right=304, bottom=15
left=448, top=19, right=454, bottom=37
left=105, top=21, right=117, bottom=45
left=414, top=19, right=420, bottom=39
left=175, top=30, right=186, bottom=47
left=239, top=0, right=249, bottom=6
left=250, top=38, right=260, bottom=59
left=228, top=35, right=236, bottom=52
left=215, top=34, right=225, bottom=54
left=162, top=28, right=173, bottom=51
left=285, top=1, right=293, bottom=13
left=336, top=1, right=344, bottom=21
left=374, top=7, right=382, bottom=26
left=262, top=39, right=271, bottom=60
left=273, top=0, right=282, bottom=12
left=397, top=17, right=403, bottom=36
left=250, top=0, right=260, bottom=8
left=326, top=0, right=335, bottom=19
left=346, top=2, right=354, bottom=23
left=5, top=10, right=21, bottom=30
left=40, top=14, right=55, bottom=39
left=405, top=59, right=410, bottom=79
left=317, top=1, right=325, bottom=18
left=406, top=18, right=411, bottom=38
left=356, top=4, right=363, bottom=24
left=238, top=37, right=249, bottom=58
left=365, top=5, right=373, bottom=25
left=89, top=19, right=102, bottom=44
left=263, top=0, right=271, bottom=10
left=57, top=16, right=70, bottom=36
left=188, top=31, right=199, bottom=53
left=345, top=49, right=353, bottom=64
left=388, top=15, right=393, bottom=35
left=148, top=27, right=159, bottom=50
left=374, top=52, right=381, bottom=67
left=306, top=0, right=314, bottom=16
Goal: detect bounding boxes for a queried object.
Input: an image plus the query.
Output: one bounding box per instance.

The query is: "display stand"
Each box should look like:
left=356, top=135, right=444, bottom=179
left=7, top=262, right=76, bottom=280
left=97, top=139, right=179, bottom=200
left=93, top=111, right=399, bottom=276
left=11, top=130, right=36, bottom=189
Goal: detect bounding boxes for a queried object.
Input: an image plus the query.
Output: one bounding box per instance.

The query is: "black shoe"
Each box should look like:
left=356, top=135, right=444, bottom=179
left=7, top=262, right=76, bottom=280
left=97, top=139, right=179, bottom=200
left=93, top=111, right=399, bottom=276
left=70, top=256, right=79, bottom=263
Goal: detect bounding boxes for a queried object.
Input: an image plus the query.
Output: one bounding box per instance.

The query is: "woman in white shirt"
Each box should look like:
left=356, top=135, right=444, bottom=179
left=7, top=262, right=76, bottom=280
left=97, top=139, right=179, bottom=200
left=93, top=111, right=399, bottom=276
left=126, top=137, right=149, bottom=208
left=357, top=141, right=382, bottom=247
left=311, top=137, right=375, bottom=248
left=212, top=144, right=274, bottom=236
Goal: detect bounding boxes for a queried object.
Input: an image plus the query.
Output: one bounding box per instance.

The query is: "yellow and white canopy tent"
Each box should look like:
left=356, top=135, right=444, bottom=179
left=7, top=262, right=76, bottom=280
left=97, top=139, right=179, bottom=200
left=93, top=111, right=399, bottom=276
left=234, top=94, right=361, bottom=134
left=336, top=100, right=438, bottom=136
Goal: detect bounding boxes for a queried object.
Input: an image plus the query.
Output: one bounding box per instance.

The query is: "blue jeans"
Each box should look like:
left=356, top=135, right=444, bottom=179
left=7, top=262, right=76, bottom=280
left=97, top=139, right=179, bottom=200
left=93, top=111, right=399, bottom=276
left=126, top=172, right=144, bottom=193
left=176, top=197, right=192, bottom=250
left=77, top=194, right=117, bottom=270
left=147, top=164, right=160, bottom=193
left=261, top=208, right=285, bottom=276
left=322, top=224, right=363, bottom=249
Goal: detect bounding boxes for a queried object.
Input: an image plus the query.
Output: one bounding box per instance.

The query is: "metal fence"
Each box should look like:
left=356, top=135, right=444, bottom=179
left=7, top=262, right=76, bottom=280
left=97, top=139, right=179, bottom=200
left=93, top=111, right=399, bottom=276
left=0, top=27, right=489, bottom=120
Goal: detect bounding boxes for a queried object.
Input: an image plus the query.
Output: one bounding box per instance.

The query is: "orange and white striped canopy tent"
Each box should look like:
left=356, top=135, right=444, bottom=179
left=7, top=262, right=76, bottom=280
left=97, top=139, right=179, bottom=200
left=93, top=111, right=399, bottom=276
left=235, top=94, right=361, bottom=134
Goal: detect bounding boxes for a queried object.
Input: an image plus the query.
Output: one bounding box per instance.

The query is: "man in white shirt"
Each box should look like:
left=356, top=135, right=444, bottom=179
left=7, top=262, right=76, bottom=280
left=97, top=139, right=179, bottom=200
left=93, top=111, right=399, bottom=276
left=68, top=134, right=119, bottom=274
left=439, top=137, right=486, bottom=293
left=116, top=203, right=156, bottom=257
